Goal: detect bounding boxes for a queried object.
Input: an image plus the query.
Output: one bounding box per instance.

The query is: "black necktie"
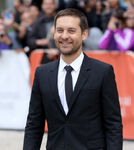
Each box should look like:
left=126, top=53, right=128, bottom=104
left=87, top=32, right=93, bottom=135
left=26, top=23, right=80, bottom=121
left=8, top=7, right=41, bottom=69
left=65, top=65, right=73, bottom=106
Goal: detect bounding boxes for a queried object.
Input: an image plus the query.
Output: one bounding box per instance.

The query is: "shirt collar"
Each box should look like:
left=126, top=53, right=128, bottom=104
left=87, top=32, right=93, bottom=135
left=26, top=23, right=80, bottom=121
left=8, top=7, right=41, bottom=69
left=59, top=52, right=84, bottom=72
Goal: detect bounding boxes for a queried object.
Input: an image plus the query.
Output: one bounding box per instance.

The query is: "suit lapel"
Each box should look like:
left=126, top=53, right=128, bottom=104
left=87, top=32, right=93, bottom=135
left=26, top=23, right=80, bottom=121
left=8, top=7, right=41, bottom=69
left=68, top=54, right=92, bottom=115
left=48, top=60, right=66, bottom=116
left=48, top=54, right=92, bottom=117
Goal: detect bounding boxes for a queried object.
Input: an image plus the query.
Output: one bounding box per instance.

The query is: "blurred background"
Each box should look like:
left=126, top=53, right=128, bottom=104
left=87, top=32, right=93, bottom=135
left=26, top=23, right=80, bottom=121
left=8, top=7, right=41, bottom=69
left=0, top=0, right=134, bottom=149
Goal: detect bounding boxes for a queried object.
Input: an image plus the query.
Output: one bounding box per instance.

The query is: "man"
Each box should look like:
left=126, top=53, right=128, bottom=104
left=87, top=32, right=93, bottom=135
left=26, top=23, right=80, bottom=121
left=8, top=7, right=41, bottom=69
left=27, top=0, right=57, bottom=50
left=28, top=0, right=59, bottom=62
left=23, top=8, right=123, bottom=150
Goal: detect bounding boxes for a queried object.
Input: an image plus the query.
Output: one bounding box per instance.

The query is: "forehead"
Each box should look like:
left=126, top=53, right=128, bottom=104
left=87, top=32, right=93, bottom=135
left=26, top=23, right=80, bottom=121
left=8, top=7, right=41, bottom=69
left=43, top=0, right=55, bottom=4
left=30, top=6, right=39, bottom=11
left=56, top=16, right=80, bottom=28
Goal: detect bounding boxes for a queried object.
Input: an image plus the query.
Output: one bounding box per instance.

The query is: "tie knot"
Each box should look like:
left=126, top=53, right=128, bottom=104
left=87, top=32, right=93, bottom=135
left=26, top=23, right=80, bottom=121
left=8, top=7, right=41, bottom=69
left=64, top=65, right=73, bottom=73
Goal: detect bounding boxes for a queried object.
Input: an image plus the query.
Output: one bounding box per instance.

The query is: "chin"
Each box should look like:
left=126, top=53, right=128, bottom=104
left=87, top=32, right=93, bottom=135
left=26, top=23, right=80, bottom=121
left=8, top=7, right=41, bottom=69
left=61, top=50, right=77, bottom=56
left=59, top=48, right=72, bottom=55
left=62, top=52, right=73, bottom=56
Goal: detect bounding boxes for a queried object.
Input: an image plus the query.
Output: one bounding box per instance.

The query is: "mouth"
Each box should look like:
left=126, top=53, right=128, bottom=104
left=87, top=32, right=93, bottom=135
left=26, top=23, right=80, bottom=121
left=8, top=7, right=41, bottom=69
left=59, top=41, right=72, bottom=47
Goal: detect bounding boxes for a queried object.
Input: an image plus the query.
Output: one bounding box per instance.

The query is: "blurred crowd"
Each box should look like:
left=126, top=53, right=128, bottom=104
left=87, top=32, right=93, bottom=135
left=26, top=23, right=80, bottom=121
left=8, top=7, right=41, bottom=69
left=0, top=0, right=134, bottom=62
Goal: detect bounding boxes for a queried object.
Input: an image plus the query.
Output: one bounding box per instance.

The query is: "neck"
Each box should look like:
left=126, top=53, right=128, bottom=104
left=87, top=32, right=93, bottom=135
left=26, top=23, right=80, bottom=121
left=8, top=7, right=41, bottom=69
left=61, top=50, right=82, bottom=64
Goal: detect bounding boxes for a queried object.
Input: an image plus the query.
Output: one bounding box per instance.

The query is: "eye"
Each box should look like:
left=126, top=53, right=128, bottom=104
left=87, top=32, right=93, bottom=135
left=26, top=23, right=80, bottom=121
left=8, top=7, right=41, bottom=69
left=68, top=29, right=76, bottom=34
left=56, top=28, right=63, bottom=33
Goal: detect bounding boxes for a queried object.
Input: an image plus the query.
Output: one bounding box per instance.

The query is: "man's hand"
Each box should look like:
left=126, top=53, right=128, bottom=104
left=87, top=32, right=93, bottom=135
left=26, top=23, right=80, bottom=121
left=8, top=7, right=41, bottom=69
left=108, top=16, right=119, bottom=31
left=36, top=38, right=49, bottom=46
left=45, top=48, right=59, bottom=59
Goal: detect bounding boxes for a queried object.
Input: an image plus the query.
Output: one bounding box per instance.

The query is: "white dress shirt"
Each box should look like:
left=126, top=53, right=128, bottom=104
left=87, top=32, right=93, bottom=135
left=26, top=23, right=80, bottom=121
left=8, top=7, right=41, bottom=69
left=58, top=52, right=84, bottom=115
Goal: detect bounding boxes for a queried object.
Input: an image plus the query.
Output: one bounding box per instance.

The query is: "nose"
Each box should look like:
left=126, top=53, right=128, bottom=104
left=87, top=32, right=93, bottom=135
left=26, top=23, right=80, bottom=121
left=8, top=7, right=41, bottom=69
left=61, top=31, right=69, bottom=39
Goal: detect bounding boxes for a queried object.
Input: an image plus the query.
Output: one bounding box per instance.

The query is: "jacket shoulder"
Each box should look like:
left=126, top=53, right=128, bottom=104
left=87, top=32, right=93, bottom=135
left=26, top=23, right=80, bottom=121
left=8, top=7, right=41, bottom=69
left=36, top=60, right=58, bottom=73
left=87, top=56, right=112, bottom=69
left=85, top=55, right=114, bottom=76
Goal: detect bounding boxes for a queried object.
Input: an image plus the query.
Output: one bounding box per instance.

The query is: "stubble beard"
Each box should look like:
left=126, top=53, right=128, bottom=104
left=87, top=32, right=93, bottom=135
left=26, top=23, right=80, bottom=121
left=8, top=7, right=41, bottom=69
left=57, top=42, right=82, bottom=56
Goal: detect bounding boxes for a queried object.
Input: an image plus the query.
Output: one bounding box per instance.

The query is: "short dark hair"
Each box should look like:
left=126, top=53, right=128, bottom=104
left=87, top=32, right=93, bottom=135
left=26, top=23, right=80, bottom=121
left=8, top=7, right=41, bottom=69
left=54, top=8, right=88, bottom=32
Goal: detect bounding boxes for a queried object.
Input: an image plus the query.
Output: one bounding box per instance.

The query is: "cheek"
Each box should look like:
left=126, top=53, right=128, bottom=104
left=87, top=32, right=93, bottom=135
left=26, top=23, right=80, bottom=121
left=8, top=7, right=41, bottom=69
left=54, top=32, right=62, bottom=40
left=71, top=34, right=82, bottom=41
left=54, top=33, right=58, bottom=40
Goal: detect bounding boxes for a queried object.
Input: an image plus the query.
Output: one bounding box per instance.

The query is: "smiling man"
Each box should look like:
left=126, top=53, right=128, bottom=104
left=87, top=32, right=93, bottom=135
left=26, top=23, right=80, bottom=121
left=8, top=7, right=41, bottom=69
left=23, top=8, right=123, bottom=150
left=54, top=14, right=88, bottom=64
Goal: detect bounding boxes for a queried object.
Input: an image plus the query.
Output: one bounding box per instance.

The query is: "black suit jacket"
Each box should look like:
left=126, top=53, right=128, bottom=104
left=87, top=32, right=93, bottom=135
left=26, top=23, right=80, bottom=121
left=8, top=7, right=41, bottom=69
left=23, top=54, right=123, bottom=150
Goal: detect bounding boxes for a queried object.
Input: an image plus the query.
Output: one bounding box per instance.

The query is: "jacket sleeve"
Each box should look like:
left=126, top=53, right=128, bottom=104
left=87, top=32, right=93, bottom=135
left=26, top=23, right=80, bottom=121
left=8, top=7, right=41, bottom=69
left=101, top=65, right=123, bottom=150
left=114, top=28, right=134, bottom=52
left=27, top=26, right=38, bottom=50
left=23, top=68, right=45, bottom=150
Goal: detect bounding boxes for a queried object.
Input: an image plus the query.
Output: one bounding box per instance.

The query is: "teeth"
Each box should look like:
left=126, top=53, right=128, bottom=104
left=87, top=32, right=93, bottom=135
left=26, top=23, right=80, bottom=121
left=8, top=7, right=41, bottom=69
left=59, top=41, right=72, bottom=43
left=61, top=42, right=71, bottom=44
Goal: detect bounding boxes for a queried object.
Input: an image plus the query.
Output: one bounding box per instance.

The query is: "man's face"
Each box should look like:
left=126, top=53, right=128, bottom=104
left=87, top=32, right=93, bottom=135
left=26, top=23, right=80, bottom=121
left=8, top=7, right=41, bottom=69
left=109, top=0, right=119, bottom=8
left=54, top=16, right=88, bottom=56
left=29, top=6, right=40, bottom=20
left=42, top=0, right=56, bottom=16
left=88, top=0, right=96, bottom=8
left=21, top=12, right=33, bottom=26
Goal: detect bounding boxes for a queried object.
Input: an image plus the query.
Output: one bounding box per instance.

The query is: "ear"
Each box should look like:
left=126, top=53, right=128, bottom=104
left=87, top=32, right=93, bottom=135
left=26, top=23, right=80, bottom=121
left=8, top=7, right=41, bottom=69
left=82, top=29, right=88, bottom=41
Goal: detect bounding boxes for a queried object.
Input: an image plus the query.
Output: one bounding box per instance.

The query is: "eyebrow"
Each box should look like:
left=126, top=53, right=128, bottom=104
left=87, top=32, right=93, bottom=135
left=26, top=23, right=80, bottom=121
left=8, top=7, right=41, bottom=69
left=56, top=27, right=76, bottom=30
left=68, top=28, right=76, bottom=30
